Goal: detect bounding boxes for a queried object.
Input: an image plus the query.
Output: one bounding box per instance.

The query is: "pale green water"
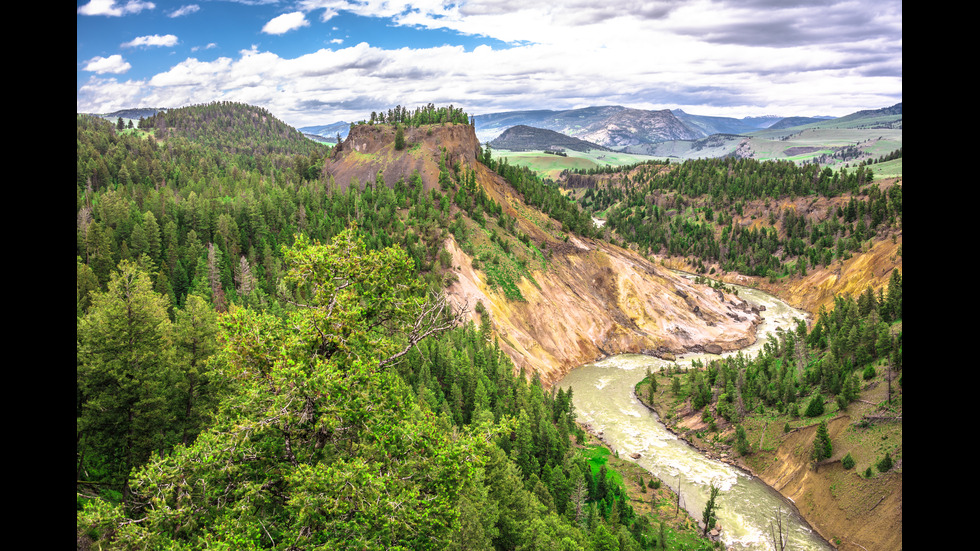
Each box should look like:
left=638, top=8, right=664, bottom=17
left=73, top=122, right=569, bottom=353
left=557, top=277, right=833, bottom=550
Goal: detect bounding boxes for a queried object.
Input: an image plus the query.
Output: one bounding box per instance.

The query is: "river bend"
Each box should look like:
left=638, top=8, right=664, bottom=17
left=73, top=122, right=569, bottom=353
left=557, top=276, right=833, bottom=550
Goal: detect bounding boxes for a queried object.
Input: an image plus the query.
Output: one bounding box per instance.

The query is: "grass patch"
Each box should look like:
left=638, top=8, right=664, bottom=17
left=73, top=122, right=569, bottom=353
left=578, top=444, right=623, bottom=487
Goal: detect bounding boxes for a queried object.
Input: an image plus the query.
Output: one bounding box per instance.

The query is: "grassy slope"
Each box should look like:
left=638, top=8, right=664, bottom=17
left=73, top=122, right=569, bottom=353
left=493, top=124, right=900, bottom=169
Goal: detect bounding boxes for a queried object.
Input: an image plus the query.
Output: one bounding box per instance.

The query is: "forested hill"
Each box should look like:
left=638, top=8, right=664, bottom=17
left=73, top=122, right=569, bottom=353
left=140, top=101, right=327, bottom=159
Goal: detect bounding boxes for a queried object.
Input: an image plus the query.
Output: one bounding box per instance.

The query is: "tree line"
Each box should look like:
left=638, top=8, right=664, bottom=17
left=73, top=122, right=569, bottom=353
left=360, top=103, right=473, bottom=127
left=578, top=157, right=901, bottom=278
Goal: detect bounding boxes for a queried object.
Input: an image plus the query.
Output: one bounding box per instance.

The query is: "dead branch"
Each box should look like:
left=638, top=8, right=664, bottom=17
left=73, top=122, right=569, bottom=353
left=378, top=293, right=468, bottom=369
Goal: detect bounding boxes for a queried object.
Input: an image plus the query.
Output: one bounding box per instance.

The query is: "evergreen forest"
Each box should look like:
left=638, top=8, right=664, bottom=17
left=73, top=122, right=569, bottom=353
left=77, top=102, right=902, bottom=550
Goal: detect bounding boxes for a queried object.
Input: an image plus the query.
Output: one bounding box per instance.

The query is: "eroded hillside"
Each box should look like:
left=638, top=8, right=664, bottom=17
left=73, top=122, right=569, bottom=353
left=446, top=234, right=763, bottom=386
left=324, top=122, right=766, bottom=385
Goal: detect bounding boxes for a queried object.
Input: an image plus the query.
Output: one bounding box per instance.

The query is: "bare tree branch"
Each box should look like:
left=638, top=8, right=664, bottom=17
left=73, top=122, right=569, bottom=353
left=767, top=506, right=787, bottom=551
left=378, top=293, right=468, bottom=369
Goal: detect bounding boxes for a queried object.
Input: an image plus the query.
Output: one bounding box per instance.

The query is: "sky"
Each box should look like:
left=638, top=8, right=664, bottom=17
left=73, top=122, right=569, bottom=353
left=77, top=0, right=902, bottom=128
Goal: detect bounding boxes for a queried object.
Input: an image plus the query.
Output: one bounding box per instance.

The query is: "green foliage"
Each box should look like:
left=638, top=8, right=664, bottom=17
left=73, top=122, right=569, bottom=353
left=361, top=103, right=471, bottom=127
left=394, top=124, right=406, bottom=150
left=877, top=452, right=893, bottom=473
left=735, top=425, right=750, bottom=456
left=842, top=452, right=856, bottom=470
left=812, top=421, right=832, bottom=463
left=701, top=484, right=720, bottom=537
left=80, top=230, right=493, bottom=548
left=76, top=258, right=177, bottom=498
left=804, top=393, right=825, bottom=418
left=582, top=156, right=901, bottom=278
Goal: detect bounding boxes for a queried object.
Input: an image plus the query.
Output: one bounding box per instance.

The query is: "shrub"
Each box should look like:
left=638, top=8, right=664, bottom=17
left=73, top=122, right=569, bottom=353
left=804, top=394, right=825, bottom=417
left=842, top=452, right=855, bottom=470
left=735, top=425, right=750, bottom=456
left=394, top=125, right=405, bottom=150
left=877, top=452, right=893, bottom=472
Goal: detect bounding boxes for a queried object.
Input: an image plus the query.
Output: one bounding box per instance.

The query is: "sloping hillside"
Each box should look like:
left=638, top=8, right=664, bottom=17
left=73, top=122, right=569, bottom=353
left=657, top=182, right=904, bottom=316
left=324, top=122, right=765, bottom=384
left=489, top=125, right=611, bottom=152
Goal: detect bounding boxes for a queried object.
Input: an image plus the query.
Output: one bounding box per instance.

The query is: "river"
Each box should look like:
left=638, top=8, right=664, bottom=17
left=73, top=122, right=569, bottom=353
left=557, top=275, right=833, bottom=550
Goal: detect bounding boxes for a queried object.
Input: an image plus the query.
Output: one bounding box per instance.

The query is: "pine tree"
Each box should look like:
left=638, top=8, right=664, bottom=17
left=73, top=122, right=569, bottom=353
left=805, top=393, right=825, bottom=417
left=812, top=420, right=832, bottom=463
left=701, top=483, right=720, bottom=536
left=395, top=124, right=406, bottom=150
left=877, top=452, right=893, bottom=472
left=735, top=424, right=750, bottom=455
left=77, top=259, right=175, bottom=500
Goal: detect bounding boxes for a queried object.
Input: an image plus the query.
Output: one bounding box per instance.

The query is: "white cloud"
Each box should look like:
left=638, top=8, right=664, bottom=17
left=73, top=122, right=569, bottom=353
left=262, top=12, right=310, bottom=35
left=192, top=43, right=218, bottom=52
left=77, top=1, right=901, bottom=125
left=169, top=4, right=200, bottom=18
left=148, top=57, right=234, bottom=87
left=77, top=0, right=155, bottom=17
left=83, top=54, right=132, bottom=74
left=122, top=34, right=179, bottom=48
left=77, top=76, right=149, bottom=113
left=318, top=8, right=339, bottom=23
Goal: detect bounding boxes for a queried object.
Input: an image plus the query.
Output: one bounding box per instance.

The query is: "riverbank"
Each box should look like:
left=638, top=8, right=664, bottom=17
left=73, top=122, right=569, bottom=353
left=573, top=425, right=725, bottom=548
left=633, top=372, right=902, bottom=551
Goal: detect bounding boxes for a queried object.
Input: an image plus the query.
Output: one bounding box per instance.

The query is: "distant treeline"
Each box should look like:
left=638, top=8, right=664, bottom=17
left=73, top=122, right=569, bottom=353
left=358, top=103, right=473, bottom=127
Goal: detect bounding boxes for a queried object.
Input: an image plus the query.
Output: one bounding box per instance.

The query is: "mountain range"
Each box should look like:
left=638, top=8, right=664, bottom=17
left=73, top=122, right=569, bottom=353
left=296, top=103, right=899, bottom=154
left=87, top=102, right=902, bottom=158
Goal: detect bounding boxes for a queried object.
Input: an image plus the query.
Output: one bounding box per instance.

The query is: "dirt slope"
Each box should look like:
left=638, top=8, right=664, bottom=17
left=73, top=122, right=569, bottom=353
left=755, top=418, right=902, bottom=551
left=445, top=234, right=763, bottom=386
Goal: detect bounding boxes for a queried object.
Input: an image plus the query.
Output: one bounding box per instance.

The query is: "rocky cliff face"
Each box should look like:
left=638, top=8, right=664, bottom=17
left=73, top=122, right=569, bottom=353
left=324, top=122, right=480, bottom=192
left=445, top=234, right=762, bottom=386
